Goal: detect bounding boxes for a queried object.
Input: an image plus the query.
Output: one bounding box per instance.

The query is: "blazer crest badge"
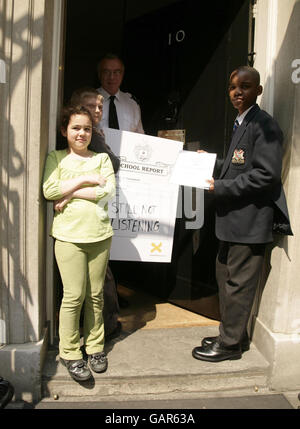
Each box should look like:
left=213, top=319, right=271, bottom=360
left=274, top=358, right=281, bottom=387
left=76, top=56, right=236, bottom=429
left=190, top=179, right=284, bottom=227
left=232, top=149, right=245, bottom=165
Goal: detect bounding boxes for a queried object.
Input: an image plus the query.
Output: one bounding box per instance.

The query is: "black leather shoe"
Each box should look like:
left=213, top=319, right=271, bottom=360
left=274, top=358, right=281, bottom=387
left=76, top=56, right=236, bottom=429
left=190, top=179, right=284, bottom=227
left=201, top=336, right=250, bottom=352
left=88, top=352, right=108, bottom=373
left=61, top=359, right=92, bottom=381
left=192, top=341, right=242, bottom=362
left=0, top=377, right=14, bottom=409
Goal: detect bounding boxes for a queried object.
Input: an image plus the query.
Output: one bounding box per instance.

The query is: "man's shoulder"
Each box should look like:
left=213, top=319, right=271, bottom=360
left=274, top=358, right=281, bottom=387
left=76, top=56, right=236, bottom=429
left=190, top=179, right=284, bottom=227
left=119, top=90, right=141, bottom=106
left=97, top=87, right=109, bottom=99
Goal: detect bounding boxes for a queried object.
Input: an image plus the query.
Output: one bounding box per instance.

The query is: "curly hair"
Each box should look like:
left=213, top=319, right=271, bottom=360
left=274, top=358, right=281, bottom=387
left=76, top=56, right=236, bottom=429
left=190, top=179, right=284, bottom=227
left=60, top=104, right=94, bottom=132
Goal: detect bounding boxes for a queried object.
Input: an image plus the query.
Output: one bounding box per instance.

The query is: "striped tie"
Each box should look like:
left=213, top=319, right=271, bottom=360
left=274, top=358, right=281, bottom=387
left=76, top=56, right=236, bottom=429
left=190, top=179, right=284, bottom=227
left=233, top=119, right=239, bottom=133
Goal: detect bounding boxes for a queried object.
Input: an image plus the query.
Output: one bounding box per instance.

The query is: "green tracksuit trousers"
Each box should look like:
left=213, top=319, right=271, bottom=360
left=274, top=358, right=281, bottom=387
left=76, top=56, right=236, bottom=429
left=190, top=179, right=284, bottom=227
left=55, top=237, right=111, bottom=360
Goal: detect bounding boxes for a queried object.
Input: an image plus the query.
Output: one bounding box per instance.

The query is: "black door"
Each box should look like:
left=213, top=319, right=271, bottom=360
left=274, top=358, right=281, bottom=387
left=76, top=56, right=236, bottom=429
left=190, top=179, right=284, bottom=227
left=111, top=0, right=250, bottom=320
left=63, top=0, right=250, bottom=321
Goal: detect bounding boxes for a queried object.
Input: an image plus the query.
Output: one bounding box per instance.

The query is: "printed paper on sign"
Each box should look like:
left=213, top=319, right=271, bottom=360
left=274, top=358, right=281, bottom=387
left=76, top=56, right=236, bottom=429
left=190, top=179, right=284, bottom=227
left=170, top=150, right=216, bottom=189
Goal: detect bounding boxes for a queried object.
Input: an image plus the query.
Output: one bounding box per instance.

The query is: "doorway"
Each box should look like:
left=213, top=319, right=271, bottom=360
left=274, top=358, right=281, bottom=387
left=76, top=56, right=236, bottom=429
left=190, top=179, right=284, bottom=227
left=61, top=0, right=251, bottom=325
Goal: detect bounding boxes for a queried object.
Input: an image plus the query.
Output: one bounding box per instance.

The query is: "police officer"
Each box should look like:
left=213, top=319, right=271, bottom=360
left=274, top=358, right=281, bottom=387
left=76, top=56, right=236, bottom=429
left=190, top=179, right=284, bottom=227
left=96, top=53, right=144, bottom=134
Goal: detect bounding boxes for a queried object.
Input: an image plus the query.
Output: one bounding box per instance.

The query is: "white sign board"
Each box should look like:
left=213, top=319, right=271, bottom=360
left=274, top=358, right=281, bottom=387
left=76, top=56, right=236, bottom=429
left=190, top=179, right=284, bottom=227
left=103, top=128, right=183, bottom=262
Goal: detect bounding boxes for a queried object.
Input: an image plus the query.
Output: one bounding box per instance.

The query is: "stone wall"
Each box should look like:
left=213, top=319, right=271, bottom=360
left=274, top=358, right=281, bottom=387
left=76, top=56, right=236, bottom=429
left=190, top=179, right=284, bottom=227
left=0, top=0, right=64, bottom=402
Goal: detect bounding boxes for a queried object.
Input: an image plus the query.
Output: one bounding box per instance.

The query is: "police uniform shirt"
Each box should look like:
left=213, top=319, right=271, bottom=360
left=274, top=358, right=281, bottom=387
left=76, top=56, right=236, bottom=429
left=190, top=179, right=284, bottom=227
left=97, top=87, right=144, bottom=134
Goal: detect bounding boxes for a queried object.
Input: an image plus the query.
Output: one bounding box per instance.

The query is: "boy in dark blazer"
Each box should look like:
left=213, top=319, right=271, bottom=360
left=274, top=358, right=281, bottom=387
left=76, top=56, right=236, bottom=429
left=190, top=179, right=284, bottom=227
left=192, top=66, right=292, bottom=362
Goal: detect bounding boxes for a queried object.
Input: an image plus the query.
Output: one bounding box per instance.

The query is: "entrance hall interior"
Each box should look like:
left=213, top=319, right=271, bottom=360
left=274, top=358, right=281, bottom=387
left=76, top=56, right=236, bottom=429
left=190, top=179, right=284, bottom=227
left=56, top=0, right=251, bottom=335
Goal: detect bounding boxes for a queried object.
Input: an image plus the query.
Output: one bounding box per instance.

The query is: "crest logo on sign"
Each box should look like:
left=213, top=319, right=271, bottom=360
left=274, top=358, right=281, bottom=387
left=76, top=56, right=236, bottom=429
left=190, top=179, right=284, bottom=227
left=134, top=144, right=152, bottom=162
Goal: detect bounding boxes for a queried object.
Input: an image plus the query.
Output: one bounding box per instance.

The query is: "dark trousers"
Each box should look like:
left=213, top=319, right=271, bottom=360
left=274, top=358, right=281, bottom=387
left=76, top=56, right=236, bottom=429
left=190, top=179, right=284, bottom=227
left=216, top=241, right=266, bottom=347
left=103, top=265, right=120, bottom=336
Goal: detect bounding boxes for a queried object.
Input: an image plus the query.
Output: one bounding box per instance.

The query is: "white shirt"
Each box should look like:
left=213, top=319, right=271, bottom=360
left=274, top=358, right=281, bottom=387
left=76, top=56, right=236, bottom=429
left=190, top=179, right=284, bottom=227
left=97, top=87, right=144, bottom=134
left=236, top=105, right=255, bottom=126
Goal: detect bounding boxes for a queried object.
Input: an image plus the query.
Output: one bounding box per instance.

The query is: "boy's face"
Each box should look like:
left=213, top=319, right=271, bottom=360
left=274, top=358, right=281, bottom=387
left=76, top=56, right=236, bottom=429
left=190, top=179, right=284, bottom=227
left=82, top=95, right=103, bottom=125
left=228, top=71, right=262, bottom=115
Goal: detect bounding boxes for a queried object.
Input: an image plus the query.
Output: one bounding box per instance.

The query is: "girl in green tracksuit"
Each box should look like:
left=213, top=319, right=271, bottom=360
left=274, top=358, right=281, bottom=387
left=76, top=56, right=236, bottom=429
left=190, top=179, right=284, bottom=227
left=43, top=105, right=115, bottom=381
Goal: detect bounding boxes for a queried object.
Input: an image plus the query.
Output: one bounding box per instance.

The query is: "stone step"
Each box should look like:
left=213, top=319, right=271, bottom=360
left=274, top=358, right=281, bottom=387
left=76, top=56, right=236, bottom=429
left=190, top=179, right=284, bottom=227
left=41, top=326, right=270, bottom=400
left=34, top=392, right=294, bottom=409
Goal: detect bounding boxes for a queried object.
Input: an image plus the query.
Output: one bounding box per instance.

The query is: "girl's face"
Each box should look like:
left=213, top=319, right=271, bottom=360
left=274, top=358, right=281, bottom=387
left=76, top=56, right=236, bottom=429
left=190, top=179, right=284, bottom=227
left=62, top=114, right=92, bottom=154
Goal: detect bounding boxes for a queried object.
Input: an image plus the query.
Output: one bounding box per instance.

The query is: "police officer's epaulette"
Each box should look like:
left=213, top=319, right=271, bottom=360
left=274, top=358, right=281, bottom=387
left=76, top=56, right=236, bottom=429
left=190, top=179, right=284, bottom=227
left=128, top=93, right=141, bottom=105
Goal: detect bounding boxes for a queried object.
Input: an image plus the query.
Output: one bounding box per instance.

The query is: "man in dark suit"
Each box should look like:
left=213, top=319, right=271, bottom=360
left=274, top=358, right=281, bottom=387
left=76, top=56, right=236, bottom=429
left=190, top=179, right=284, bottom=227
left=192, top=66, right=292, bottom=362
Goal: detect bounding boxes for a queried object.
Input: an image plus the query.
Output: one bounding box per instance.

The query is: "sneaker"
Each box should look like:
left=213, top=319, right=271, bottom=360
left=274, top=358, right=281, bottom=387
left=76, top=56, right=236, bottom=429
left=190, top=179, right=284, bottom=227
left=61, top=359, right=92, bottom=381
left=88, top=352, right=108, bottom=373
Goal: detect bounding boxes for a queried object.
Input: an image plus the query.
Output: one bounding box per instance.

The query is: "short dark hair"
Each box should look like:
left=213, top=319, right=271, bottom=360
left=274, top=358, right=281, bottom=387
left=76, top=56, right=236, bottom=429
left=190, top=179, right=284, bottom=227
left=97, top=53, right=125, bottom=74
left=60, top=105, right=94, bottom=132
left=230, top=66, right=261, bottom=86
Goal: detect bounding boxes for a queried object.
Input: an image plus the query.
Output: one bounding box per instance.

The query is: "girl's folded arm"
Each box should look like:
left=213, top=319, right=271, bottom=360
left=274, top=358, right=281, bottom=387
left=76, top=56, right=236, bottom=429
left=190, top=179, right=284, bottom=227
left=42, top=151, right=107, bottom=201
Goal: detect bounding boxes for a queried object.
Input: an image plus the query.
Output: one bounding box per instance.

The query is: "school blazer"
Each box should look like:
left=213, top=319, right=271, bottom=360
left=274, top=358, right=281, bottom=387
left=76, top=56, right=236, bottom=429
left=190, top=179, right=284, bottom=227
left=214, top=104, right=292, bottom=244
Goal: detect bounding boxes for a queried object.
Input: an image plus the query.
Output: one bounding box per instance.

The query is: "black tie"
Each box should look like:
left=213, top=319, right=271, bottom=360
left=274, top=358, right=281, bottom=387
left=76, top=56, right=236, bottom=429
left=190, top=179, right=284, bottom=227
left=109, top=95, right=119, bottom=129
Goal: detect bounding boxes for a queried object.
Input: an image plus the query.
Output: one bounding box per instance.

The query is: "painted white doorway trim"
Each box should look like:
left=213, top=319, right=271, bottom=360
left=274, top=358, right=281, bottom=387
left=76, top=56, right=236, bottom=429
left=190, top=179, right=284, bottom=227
left=45, top=0, right=66, bottom=344
left=254, top=0, right=278, bottom=115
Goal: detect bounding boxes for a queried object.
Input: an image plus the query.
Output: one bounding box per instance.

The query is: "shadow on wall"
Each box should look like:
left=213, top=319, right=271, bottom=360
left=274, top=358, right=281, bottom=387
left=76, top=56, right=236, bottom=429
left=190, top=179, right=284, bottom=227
left=250, top=1, right=299, bottom=337
left=0, top=6, right=45, bottom=401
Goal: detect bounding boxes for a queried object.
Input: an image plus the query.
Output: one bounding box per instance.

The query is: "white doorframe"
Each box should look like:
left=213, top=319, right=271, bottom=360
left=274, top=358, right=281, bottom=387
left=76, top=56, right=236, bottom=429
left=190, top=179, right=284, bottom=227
left=45, top=0, right=66, bottom=344
left=253, top=0, right=278, bottom=114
